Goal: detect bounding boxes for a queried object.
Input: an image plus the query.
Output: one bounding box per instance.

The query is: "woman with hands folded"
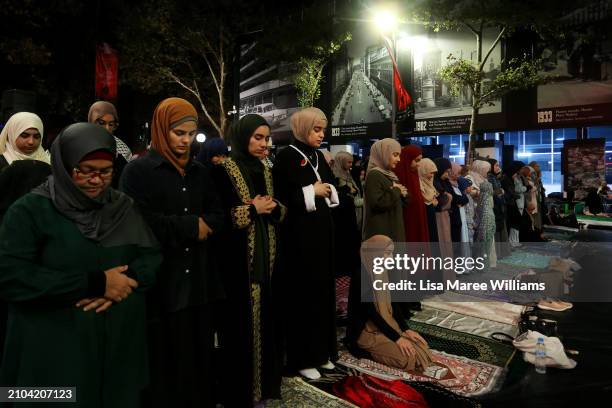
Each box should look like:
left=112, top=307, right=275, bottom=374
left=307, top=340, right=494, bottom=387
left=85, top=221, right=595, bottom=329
left=0, top=122, right=161, bottom=407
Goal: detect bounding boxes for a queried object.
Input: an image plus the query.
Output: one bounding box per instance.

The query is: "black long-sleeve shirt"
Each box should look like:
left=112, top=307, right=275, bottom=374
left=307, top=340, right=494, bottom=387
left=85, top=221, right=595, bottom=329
left=120, top=149, right=225, bottom=317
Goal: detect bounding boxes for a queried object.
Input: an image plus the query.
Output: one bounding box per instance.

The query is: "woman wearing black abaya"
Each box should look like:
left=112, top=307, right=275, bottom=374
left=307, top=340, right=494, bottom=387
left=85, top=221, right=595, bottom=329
left=212, top=114, right=285, bottom=406
left=273, top=107, right=338, bottom=380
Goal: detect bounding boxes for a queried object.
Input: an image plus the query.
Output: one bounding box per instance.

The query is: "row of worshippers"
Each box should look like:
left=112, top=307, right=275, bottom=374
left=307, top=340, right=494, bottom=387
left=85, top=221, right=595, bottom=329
left=0, top=101, right=355, bottom=408
left=0, top=98, right=548, bottom=407
left=352, top=139, right=548, bottom=271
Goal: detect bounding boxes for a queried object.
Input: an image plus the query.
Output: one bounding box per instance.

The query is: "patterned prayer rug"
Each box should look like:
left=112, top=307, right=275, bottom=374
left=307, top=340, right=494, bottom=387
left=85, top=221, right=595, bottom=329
left=407, top=320, right=517, bottom=367
left=421, top=292, right=527, bottom=325
left=336, top=276, right=351, bottom=319
left=410, top=307, right=519, bottom=339
left=337, top=350, right=504, bottom=397
left=498, top=250, right=552, bottom=269
left=265, top=377, right=358, bottom=408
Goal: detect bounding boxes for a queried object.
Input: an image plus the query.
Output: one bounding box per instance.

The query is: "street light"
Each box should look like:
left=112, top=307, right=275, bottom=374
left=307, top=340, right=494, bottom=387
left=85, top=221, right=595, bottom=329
left=374, top=10, right=397, bottom=33
left=196, top=133, right=206, bottom=143
left=373, top=9, right=399, bottom=138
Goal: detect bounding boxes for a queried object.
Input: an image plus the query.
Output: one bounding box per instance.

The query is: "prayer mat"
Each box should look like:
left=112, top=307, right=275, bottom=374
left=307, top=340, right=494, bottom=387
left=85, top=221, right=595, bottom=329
left=421, top=292, right=527, bottom=325
left=337, top=350, right=505, bottom=397
left=407, top=320, right=517, bottom=367
left=410, top=307, right=519, bottom=339
left=336, top=276, right=351, bottom=319
left=266, top=377, right=358, bottom=408
left=498, top=250, right=552, bottom=269
left=406, top=381, right=481, bottom=408
left=332, top=374, right=429, bottom=408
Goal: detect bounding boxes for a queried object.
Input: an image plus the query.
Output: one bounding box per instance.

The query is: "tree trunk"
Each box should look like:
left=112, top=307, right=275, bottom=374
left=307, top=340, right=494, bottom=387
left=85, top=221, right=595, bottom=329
left=468, top=104, right=479, bottom=165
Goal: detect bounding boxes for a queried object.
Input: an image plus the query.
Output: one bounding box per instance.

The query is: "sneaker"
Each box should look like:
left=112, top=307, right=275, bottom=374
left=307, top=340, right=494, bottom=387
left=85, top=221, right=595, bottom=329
left=320, top=360, right=335, bottom=370
left=299, top=368, right=321, bottom=380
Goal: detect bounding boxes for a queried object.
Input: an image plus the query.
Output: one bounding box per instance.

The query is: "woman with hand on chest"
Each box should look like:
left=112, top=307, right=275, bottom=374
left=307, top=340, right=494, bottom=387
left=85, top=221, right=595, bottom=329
left=273, top=107, right=338, bottom=380
left=362, top=138, right=408, bottom=242
left=212, top=114, right=286, bottom=406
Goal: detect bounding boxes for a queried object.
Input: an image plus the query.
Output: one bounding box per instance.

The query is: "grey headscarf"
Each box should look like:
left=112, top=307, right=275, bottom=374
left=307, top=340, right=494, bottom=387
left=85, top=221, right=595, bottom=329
left=33, top=122, right=156, bottom=247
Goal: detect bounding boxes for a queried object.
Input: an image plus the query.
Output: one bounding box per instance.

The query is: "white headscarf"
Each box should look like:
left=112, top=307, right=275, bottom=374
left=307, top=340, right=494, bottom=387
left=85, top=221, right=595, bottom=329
left=469, top=160, right=491, bottom=187
left=0, top=112, right=49, bottom=165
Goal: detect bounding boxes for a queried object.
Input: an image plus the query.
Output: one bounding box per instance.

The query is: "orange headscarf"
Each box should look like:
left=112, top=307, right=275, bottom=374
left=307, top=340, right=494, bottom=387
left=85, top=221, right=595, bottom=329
left=151, top=97, right=198, bottom=176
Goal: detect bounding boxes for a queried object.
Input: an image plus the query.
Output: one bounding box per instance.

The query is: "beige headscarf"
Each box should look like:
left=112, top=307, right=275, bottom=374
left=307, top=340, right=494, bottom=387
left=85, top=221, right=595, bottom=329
left=333, top=151, right=358, bottom=191
left=290, top=107, right=327, bottom=144
left=361, top=235, right=433, bottom=371
left=87, top=101, right=132, bottom=161
left=87, top=101, right=118, bottom=123
left=0, top=112, right=49, bottom=165
left=418, top=158, right=438, bottom=205
left=470, top=160, right=490, bottom=187
left=367, top=138, right=401, bottom=182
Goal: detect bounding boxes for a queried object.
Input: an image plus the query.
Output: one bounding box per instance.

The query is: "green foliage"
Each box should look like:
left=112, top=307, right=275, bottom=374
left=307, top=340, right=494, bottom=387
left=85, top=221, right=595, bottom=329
left=439, top=55, right=546, bottom=109
left=256, top=1, right=351, bottom=107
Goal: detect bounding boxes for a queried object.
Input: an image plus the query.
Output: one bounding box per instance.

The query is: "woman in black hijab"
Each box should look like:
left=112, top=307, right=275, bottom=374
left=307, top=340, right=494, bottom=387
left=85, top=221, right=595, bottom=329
left=0, top=123, right=161, bottom=407
left=211, top=114, right=286, bottom=407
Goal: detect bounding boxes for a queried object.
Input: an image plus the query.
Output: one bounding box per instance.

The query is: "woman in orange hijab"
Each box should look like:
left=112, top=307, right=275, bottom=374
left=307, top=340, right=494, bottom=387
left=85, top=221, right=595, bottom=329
left=120, top=97, right=224, bottom=408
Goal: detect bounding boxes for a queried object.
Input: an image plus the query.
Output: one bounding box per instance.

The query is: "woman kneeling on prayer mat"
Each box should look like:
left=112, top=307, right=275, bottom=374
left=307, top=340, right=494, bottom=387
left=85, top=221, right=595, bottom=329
left=345, top=235, right=433, bottom=372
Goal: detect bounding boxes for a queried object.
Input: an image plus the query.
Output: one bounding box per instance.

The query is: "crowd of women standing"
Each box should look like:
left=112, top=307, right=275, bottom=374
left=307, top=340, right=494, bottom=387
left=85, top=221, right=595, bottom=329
left=0, top=98, right=548, bottom=407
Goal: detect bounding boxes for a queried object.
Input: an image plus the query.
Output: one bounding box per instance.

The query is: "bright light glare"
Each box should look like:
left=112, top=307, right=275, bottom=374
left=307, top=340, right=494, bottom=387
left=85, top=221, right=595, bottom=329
left=196, top=133, right=206, bottom=143
left=374, top=10, right=397, bottom=33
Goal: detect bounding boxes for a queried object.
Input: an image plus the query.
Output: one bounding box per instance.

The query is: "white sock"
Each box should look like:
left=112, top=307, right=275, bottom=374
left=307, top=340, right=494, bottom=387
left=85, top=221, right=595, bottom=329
left=320, top=360, right=335, bottom=370
left=298, top=368, right=321, bottom=380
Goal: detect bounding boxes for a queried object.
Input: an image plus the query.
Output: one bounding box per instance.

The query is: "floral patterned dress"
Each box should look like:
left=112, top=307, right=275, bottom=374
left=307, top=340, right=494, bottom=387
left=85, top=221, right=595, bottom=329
left=475, top=179, right=496, bottom=264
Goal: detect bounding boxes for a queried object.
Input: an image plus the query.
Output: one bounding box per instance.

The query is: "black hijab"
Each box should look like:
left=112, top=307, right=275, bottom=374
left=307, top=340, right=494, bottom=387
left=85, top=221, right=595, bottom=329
left=229, top=114, right=270, bottom=196
left=33, top=123, right=156, bottom=247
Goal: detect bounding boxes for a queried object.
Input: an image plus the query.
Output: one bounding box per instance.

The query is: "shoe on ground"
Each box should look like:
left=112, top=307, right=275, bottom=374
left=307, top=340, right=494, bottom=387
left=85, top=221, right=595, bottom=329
left=320, top=360, right=335, bottom=370
left=299, top=368, right=321, bottom=380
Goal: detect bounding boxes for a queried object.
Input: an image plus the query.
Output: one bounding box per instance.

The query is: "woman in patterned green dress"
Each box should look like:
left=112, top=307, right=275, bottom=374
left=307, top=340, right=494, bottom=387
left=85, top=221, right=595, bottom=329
left=471, top=160, right=497, bottom=267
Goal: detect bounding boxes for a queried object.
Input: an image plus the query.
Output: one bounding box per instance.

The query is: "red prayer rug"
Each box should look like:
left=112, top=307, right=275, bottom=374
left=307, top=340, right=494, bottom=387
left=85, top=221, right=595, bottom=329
left=337, top=350, right=504, bottom=397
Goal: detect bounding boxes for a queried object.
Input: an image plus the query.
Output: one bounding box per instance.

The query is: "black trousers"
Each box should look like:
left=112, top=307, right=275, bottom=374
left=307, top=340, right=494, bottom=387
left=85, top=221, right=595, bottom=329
left=142, top=305, right=214, bottom=408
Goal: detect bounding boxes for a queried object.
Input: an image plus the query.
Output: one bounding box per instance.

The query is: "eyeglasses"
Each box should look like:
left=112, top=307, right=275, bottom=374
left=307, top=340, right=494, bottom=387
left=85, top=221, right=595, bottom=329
left=73, top=166, right=114, bottom=180
left=95, top=119, right=119, bottom=130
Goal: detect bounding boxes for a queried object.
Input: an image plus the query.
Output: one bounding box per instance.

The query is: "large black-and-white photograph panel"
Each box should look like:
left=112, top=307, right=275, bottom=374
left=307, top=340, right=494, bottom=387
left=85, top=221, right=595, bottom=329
left=331, top=28, right=394, bottom=128
left=413, top=27, right=502, bottom=120
left=238, top=42, right=299, bottom=142
left=536, top=3, right=612, bottom=126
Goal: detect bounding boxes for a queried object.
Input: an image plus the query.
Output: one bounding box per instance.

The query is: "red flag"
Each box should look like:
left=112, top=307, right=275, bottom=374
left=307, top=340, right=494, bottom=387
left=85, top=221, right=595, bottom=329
left=95, top=43, right=118, bottom=101
left=383, top=37, right=412, bottom=114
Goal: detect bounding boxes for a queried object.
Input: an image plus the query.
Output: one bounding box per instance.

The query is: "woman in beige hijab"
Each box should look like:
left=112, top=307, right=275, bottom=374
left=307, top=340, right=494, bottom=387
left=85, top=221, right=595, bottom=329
left=345, top=235, right=433, bottom=372
left=272, top=107, right=338, bottom=380
left=362, top=138, right=408, bottom=241
left=418, top=158, right=439, bottom=242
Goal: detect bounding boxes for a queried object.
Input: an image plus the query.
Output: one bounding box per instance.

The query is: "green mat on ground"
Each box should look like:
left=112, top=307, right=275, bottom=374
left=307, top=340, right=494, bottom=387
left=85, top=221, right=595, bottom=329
left=408, top=320, right=517, bottom=368
left=266, top=377, right=358, bottom=407
left=577, top=214, right=612, bottom=222
left=498, top=250, right=551, bottom=269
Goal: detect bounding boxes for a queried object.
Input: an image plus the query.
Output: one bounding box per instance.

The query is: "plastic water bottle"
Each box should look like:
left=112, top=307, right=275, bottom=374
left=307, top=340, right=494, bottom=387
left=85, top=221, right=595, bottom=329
left=535, top=337, right=547, bottom=374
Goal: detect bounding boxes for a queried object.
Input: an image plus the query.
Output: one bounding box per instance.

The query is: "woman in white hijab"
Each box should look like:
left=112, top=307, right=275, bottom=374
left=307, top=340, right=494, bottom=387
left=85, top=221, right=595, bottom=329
left=0, top=112, right=49, bottom=170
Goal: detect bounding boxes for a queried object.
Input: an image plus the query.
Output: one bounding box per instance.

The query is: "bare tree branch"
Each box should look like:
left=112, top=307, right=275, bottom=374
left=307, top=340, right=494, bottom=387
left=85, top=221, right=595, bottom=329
left=479, top=26, right=506, bottom=71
